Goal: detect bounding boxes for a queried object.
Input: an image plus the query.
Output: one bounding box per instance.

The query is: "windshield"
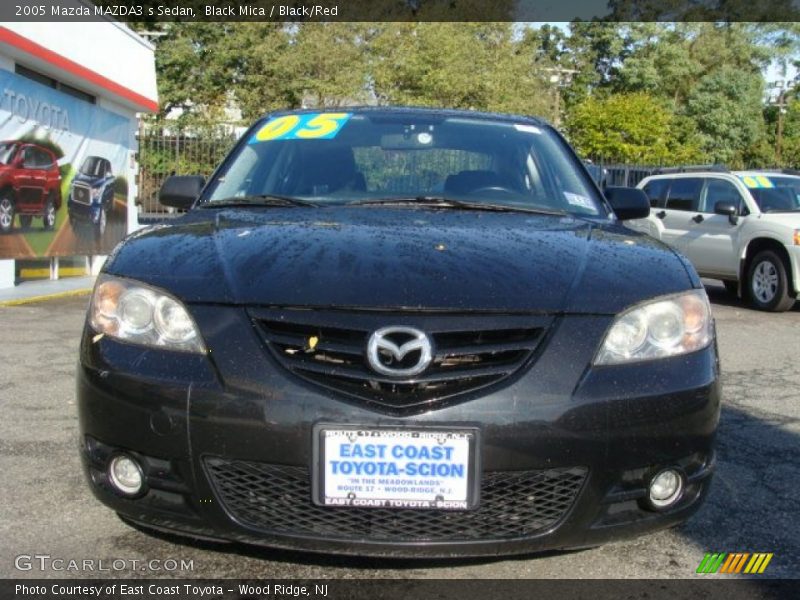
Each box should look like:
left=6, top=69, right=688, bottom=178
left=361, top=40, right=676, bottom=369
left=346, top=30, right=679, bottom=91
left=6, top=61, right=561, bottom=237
left=204, top=112, right=606, bottom=217
left=0, top=142, right=19, bottom=166
left=740, top=175, right=800, bottom=212
left=79, top=156, right=108, bottom=177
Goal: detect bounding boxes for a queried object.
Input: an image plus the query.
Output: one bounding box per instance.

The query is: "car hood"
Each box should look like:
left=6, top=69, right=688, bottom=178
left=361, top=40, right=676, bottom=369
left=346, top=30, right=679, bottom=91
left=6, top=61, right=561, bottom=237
left=105, top=207, right=696, bottom=314
left=72, top=172, right=104, bottom=186
left=756, top=212, right=800, bottom=228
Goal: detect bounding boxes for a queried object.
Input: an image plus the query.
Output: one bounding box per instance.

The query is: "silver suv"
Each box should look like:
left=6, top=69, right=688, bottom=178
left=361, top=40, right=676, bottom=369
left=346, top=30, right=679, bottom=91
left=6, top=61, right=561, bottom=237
left=628, top=168, right=800, bottom=312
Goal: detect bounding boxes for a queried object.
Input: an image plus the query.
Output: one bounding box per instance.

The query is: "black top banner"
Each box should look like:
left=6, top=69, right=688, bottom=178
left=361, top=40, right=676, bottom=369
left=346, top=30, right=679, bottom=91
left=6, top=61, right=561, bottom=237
left=3, top=0, right=800, bottom=22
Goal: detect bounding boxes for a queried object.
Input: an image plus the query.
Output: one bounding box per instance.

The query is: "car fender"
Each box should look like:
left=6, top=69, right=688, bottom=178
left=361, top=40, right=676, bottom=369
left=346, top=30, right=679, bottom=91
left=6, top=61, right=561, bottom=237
left=626, top=215, right=663, bottom=240
left=738, top=229, right=792, bottom=261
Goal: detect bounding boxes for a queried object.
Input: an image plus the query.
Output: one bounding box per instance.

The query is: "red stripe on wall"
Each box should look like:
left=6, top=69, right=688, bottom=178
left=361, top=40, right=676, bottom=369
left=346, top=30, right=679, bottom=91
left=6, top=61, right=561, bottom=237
left=0, top=26, right=158, bottom=113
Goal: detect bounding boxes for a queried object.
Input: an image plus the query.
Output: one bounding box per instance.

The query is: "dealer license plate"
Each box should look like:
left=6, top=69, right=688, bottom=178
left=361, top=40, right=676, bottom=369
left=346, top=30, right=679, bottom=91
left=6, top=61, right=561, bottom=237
left=314, top=426, right=478, bottom=510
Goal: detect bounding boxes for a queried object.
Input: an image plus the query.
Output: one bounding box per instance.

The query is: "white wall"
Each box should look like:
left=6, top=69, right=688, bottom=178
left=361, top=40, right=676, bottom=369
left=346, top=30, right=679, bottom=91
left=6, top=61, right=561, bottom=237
left=0, top=11, right=156, bottom=288
left=2, top=4, right=157, bottom=112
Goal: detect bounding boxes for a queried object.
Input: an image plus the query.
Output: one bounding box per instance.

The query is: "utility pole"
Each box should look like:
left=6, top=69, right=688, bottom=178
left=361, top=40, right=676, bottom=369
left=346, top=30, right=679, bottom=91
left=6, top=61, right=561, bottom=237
left=769, top=79, right=796, bottom=165
left=541, top=67, right=578, bottom=128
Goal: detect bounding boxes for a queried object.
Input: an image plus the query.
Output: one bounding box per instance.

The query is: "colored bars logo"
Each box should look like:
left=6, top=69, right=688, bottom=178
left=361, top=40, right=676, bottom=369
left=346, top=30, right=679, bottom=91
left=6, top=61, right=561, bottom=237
left=697, top=553, right=773, bottom=574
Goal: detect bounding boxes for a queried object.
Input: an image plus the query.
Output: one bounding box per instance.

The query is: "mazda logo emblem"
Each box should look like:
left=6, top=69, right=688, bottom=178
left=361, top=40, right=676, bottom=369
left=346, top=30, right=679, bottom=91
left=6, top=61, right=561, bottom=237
left=366, top=326, right=433, bottom=377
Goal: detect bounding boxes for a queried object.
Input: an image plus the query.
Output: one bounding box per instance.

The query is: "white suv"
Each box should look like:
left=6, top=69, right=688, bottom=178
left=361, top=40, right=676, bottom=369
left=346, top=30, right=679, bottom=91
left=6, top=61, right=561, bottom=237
left=628, top=169, right=800, bottom=312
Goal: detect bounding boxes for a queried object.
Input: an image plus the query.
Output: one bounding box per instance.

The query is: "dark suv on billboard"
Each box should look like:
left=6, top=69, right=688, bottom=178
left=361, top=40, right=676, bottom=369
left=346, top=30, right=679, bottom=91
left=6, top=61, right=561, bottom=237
left=78, top=107, right=720, bottom=557
left=0, top=140, right=62, bottom=233
left=67, top=155, right=115, bottom=239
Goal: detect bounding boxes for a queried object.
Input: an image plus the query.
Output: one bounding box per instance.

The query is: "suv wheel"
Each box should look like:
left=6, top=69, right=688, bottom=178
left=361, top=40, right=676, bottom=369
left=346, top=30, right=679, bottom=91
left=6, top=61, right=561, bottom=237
left=43, top=196, right=57, bottom=230
left=0, top=194, right=14, bottom=233
left=747, top=250, right=795, bottom=312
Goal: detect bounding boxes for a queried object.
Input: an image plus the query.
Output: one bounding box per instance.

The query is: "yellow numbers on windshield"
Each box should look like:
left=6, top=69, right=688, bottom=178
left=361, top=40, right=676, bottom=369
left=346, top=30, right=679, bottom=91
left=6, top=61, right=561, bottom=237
left=251, top=113, right=352, bottom=142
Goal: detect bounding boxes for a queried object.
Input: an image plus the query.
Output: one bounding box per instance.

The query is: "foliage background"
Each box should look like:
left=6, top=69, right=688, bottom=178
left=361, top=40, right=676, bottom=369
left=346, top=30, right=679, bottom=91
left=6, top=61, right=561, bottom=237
left=132, top=22, right=800, bottom=169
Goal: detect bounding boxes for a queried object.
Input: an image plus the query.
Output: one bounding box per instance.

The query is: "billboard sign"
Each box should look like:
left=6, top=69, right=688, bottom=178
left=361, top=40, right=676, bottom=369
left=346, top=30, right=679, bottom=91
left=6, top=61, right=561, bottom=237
left=0, top=67, right=133, bottom=259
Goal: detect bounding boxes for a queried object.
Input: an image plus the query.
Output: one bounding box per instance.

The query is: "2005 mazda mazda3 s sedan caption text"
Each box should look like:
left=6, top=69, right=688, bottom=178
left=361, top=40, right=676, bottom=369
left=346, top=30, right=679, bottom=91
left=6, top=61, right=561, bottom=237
left=77, top=107, right=720, bottom=557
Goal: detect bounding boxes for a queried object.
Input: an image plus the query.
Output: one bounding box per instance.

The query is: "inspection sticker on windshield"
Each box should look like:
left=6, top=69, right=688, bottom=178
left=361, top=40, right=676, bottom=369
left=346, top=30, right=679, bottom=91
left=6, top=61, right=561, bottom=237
left=564, top=191, right=594, bottom=209
left=315, top=427, right=478, bottom=510
left=738, top=175, right=774, bottom=189
left=250, top=112, right=352, bottom=143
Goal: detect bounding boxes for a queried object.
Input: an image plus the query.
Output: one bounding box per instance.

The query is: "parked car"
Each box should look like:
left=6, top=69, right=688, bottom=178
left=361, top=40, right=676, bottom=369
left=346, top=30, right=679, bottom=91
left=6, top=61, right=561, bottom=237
left=78, top=107, right=720, bottom=558
left=67, top=155, right=115, bottom=239
left=629, top=168, right=800, bottom=312
left=0, top=140, right=62, bottom=233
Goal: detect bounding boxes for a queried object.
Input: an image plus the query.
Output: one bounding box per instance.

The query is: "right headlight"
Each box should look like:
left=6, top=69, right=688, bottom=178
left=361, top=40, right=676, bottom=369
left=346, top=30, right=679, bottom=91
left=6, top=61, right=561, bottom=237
left=90, top=274, right=206, bottom=354
left=594, top=290, right=712, bottom=365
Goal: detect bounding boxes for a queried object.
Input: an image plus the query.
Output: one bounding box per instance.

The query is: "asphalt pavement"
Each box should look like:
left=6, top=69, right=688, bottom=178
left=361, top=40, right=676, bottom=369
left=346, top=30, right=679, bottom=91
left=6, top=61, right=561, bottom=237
left=1, top=283, right=798, bottom=579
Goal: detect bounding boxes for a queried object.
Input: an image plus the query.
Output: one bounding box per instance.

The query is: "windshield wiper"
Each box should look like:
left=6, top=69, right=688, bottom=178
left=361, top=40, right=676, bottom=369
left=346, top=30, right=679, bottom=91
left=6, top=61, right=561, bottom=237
left=349, top=196, right=566, bottom=216
left=200, top=194, right=318, bottom=208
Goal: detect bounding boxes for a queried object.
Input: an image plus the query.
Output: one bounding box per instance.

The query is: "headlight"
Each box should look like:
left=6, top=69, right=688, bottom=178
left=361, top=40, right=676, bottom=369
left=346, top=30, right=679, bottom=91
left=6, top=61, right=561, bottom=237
left=594, top=290, right=712, bottom=365
left=90, top=275, right=206, bottom=353
left=91, top=187, right=101, bottom=200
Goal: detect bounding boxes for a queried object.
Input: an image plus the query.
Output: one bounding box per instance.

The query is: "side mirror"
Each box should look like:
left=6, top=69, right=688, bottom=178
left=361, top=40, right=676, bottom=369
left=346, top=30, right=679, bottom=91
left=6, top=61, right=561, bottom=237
left=159, top=175, right=205, bottom=210
left=604, top=187, right=650, bottom=221
left=714, top=200, right=739, bottom=225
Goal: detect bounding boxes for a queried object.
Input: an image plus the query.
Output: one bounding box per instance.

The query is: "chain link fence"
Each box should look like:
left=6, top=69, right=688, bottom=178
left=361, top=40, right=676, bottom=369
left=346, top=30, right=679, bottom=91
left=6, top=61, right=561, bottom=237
left=135, top=123, right=239, bottom=216
left=135, top=127, right=778, bottom=219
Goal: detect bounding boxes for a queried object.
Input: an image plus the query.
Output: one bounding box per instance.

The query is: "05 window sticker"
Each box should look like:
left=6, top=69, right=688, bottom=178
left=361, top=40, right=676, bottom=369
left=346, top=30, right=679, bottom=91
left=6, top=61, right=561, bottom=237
left=250, top=112, right=352, bottom=142
left=738, top=175, right=774, bottom=189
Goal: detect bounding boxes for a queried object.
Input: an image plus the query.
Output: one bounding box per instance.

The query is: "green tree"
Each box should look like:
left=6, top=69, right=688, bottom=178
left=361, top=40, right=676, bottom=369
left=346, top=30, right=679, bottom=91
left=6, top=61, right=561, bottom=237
left=370, top=23, right=551, bottom=117
left=146, top=23, right=245, bottom=123
left=565, top=92, right=702, bottom=164
left=684, top=66, right=767, bottom=166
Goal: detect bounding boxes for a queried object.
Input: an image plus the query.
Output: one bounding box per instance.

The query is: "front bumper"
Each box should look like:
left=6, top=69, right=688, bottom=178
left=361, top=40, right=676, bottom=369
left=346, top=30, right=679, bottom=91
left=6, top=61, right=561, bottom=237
left=788, top=244, right=800, bottom=295
left=77, top=307, right=721, bottom=558
left=67, top=197, right=101, bottom=224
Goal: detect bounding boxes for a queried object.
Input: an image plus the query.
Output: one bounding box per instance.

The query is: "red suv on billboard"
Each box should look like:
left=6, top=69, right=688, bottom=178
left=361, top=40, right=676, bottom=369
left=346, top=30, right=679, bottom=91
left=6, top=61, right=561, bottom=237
left=0, top=140, right=62, bottom=233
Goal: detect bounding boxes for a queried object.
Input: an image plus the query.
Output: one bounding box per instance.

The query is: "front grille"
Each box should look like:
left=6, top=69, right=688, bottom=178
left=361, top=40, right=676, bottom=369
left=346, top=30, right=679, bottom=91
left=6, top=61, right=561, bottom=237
left=251, top=308, right=551, bottom=412
left=205, top=458, right=587, bottom=542
left=72, top=184, right=91, bottom=205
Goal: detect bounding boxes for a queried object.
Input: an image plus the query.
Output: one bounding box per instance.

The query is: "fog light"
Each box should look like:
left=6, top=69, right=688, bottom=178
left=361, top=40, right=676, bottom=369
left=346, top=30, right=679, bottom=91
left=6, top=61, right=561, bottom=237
left=108, top=454, right=144, bottom=496
left=648, top=468, right=683, bottom=509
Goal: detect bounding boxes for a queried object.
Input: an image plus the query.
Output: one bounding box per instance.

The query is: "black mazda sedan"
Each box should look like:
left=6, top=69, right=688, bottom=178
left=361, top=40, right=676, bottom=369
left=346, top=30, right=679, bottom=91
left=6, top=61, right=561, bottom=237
left=78, top=107, right=720, bottom=557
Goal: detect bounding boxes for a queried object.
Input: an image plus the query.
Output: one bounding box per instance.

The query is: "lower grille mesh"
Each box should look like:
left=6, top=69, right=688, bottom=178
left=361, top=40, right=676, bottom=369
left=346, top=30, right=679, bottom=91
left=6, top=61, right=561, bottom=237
left=206, top=458, right=587, bottom=542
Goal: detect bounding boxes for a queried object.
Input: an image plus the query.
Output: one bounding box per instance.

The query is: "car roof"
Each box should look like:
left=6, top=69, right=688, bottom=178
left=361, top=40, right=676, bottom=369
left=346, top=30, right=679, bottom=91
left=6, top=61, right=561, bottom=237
left=733, top=170, right=800, bottom=180
left=642, top=171, right=736, bottom=180
left=260, top=105, right=550, bottom=128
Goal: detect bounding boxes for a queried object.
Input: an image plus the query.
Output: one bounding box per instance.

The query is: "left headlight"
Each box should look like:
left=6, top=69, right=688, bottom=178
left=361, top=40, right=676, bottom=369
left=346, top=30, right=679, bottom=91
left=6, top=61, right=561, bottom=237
left=594, top=290, right=712, bottom=366
left=90, top=274, right=206, bottom=353
left=91, top=187, right=101, bottom=201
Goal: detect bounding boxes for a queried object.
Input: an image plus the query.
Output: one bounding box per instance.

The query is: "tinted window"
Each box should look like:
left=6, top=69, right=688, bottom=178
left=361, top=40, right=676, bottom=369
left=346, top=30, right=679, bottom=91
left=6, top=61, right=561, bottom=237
left=643, top=179, right=668, bottom=207
left=206, top=113, right=607, bottom=217
left=702, top=179, right=742, bottom=213
left=80, top=156, right=109, bottom=177
left=0, top=143, right=19, bottom=165
left=750, top=187, right=798, bottom=212
left=34, top=149, right=53, bottom=169
left=353, top=147, right=491, bottom=194
left=666, top=178, right=702, bottom=211
left=757, top=177, right=800, bottom=212
left=21, top=148, right=37, bottom=168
